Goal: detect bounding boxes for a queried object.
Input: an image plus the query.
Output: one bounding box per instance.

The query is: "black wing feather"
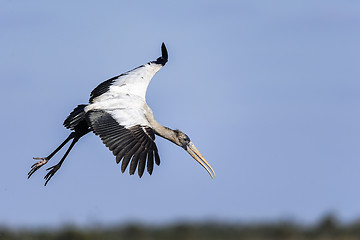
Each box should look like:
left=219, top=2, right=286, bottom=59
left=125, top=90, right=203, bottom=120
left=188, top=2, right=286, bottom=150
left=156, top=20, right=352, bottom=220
left=89, top=74, right=126, bottom=103
left=115, top=139, right=137, bottom=164
left=147, top=151, right=154, bottom=175
left=129, top=151, right=141, bottom=175
left=138, top=151, right=148, bottom=177
left=129, top=131, right=149, bottom=175
left=86, top=110, right=159, bottom=176
left=155, top=151, right=160, bottom=166
left=121, top=142, right=141, bottom=173
left=113, top=137, right=136, bottom=157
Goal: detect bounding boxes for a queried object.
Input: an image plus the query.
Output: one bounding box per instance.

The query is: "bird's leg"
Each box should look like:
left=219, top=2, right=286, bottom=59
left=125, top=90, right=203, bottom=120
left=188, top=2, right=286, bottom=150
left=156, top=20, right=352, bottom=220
left=44, top=136, right=79, bottom=186
left=28, top=132, right=76, bottom=179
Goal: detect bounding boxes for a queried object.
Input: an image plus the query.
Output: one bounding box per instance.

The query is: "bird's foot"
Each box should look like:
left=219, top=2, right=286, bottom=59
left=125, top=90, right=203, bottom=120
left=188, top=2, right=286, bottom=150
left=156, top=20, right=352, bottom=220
left=44, top=164, right=61, bottom=186
left=28, top=157, right=49, bottom=179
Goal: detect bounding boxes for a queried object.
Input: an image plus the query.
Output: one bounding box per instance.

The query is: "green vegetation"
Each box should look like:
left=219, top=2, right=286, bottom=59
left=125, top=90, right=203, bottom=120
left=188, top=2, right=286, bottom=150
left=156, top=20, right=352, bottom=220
left=1, top=215, right=360, bottom=240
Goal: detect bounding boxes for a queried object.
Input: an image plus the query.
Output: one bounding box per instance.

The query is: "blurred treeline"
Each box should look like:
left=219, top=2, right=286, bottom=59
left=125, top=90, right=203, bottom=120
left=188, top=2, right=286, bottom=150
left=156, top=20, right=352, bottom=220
left=2, top=215, right=360, bottom=240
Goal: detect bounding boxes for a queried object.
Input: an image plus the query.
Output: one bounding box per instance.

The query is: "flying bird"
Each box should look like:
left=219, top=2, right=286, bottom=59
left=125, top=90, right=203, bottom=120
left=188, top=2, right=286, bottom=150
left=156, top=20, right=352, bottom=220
left=28, top=43, right=215, bottom=185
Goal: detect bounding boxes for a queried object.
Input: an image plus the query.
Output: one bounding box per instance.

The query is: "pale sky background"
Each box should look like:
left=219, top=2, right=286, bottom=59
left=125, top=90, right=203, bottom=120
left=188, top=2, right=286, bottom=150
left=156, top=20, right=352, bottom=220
left=1, top=0, right=360, bottom=228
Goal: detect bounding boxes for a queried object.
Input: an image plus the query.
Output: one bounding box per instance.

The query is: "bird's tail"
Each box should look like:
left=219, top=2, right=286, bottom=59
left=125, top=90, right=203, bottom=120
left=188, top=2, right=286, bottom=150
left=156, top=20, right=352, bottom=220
left=63, top=104, right=88, bottom=130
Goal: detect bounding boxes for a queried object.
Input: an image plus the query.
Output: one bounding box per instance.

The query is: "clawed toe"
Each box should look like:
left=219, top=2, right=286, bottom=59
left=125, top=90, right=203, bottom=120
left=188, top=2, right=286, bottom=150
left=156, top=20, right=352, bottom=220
left=28, top=157, right=62, bottom=185
left=33, top=157, right=48, bottom=160
left=28, top=158, right=48, bottom=179
left=44, top=164, right=61, bottom=186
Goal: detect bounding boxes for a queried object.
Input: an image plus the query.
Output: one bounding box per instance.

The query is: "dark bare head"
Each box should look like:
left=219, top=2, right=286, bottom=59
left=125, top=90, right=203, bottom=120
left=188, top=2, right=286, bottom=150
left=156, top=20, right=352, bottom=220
left=172, top=129, right=215, bottom=178
left=173, top=130, right=191, bottom=149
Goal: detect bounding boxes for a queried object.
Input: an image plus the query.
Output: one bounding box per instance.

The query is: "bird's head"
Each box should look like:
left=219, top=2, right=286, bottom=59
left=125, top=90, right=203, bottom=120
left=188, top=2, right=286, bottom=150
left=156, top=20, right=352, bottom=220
left=174, top=130, right=215, bottom=178
left=174, top=130, right=191, bottom=149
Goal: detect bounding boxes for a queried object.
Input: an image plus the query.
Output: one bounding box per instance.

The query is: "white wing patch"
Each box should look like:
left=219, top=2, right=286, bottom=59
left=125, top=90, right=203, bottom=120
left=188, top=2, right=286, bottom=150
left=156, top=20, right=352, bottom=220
left=91, top=62, right=163, bottom=103
left=86, top=59, right=163, bottom=129
left=85, top=94, right=150, bottom=128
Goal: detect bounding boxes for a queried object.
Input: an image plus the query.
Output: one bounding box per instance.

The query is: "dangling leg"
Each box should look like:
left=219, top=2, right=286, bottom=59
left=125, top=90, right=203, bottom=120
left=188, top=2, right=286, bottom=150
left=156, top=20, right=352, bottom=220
left=43, top=136, right=80, bottom=186
left=28, top=132, right=76, bottom=179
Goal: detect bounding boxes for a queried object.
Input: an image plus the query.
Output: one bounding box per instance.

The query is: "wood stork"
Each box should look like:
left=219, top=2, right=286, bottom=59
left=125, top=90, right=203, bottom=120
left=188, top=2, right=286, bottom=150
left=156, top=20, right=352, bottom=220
left=28, top=43, right=215, bottom=185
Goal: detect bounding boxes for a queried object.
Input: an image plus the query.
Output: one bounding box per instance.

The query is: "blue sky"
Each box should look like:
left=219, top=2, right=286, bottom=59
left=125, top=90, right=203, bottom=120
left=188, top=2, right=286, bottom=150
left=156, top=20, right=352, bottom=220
left=1, top=0, right=360, bottom=227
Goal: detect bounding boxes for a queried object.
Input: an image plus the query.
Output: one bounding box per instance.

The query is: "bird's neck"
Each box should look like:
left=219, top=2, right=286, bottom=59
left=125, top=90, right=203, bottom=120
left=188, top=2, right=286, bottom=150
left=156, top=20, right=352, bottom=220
left=154, top=124, right=178, bottom=145
left=145, top=109, right=179, bottom=146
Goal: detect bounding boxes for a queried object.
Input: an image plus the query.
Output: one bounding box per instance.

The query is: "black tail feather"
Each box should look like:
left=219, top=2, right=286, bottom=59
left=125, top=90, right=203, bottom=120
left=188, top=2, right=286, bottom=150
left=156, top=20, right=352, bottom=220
left=63, top=104, right=87, bottom=130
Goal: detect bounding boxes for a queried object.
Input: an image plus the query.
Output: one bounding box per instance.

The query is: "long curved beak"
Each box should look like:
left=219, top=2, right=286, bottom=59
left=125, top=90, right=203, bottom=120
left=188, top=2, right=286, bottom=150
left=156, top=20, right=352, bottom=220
left=186, top=141, right=215, bottom=178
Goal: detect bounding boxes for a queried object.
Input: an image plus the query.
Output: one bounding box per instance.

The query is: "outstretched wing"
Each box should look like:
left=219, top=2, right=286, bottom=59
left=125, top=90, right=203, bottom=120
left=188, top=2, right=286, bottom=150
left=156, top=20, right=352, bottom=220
left=86, top=109, right=160, bottom=177
left=89, top=42, right=168, bottom=103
